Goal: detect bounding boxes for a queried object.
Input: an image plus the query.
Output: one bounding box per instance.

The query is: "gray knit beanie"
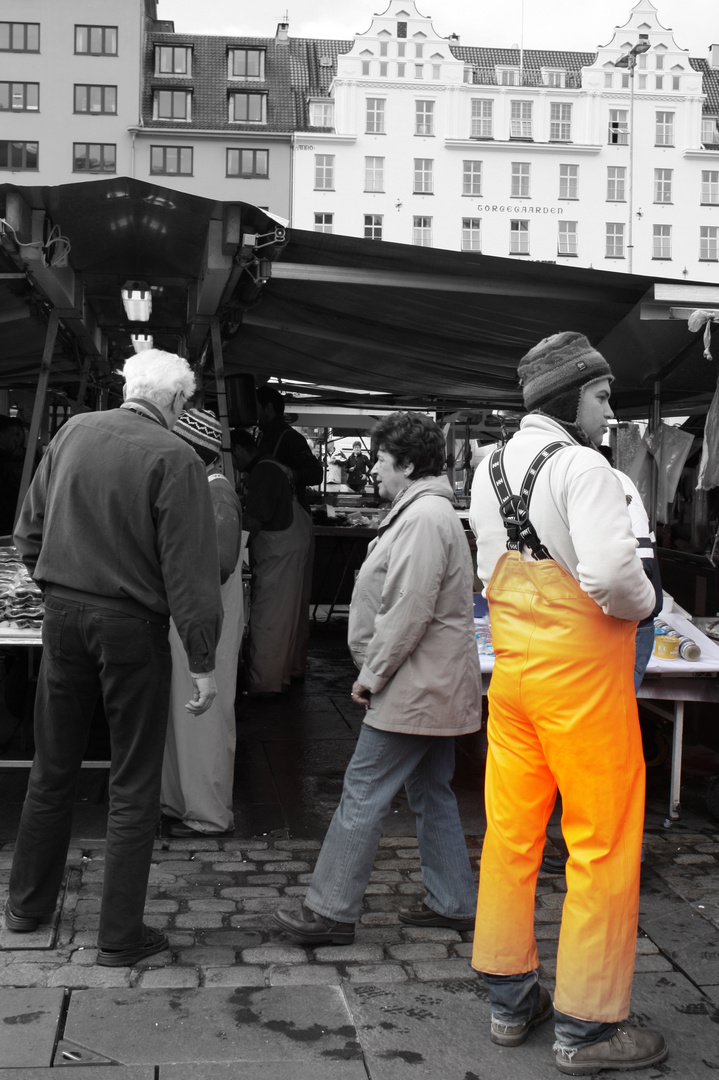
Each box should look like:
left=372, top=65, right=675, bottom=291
left=518, top=332, right=613, bottom=422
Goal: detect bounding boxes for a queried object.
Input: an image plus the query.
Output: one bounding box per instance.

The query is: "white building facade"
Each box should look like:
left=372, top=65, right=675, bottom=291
left=292, top=0, right=719, bottom=282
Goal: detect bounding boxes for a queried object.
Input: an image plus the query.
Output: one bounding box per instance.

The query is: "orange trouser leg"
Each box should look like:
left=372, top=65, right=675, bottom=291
left=472, top=552, right=645, bottom=1023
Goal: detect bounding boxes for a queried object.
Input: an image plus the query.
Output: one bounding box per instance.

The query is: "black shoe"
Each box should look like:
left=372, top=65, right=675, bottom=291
left=398, top=903, right=474, bottom=931
left=97, top=925, right=170, bottom=967
left=274, top=904, right=355, bottom=945
left=167, top=821, right=235, bottom=838
left=4, top=900, right=41, bottom=933
left=540, top=854, right=568, bottom=875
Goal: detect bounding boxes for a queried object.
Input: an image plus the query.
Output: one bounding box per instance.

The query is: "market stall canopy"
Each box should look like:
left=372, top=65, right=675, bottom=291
left=1, top=178, right=718, bottom=419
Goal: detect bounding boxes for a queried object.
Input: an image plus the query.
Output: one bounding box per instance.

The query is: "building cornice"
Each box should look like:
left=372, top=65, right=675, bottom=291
left=128, top=126, right=292, bottom=142
left=444, top=140, right=601, bottom=155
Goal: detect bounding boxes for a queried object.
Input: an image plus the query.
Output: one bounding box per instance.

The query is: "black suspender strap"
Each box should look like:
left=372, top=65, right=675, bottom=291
left=488, top=442, right=566, bottom=560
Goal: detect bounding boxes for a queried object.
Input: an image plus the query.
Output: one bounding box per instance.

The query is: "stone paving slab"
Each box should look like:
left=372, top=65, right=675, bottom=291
left=0, top=988, right=64, bottom=1068
left=639, top=869, right=719, bottom=987
left=0, top=1071, right=153, bottom=1080
left=161, top=1064, right=367, bottom=1080
left=62, top=985, right=360, bottom=1065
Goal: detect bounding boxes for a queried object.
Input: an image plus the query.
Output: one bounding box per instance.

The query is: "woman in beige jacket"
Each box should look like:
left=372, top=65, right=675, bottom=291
left=275, top=412, right=483, bottom=945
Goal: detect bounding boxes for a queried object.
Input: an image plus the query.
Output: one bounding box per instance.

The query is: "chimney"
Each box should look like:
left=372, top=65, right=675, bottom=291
left=711, top=44, right=719, bottom=70
left=276, top=21, right=289, bottom=43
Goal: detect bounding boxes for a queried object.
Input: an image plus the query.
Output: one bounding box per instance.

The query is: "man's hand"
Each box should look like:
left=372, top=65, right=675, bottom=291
left=186, top=671, right=218, bottom=715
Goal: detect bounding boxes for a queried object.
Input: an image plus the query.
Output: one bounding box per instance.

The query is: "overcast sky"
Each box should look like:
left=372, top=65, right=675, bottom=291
left=158, top=0, right=718, bottom=57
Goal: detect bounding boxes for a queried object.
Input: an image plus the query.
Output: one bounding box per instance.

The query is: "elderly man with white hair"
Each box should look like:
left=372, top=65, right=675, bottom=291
left=4, top=349, right=223, bottom=967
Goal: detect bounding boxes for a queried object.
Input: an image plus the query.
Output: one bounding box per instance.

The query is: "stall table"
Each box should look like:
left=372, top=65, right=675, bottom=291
left=476, top=611, right=719, bottom=825
left=311, top=525, right=376, bottom=619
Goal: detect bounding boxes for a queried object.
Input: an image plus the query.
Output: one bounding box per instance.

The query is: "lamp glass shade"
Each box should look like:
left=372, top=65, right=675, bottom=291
left=121, top=281, right=152, bottom=322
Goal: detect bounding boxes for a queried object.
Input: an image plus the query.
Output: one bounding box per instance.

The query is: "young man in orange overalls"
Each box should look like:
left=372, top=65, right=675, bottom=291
left=469, top=332, right=668, bottom=1076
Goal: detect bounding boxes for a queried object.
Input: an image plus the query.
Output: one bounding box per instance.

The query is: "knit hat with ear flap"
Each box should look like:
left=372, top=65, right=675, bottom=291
left=517, top=332, right=613, bottom=423
left=174, top=408, right=222, bottom=461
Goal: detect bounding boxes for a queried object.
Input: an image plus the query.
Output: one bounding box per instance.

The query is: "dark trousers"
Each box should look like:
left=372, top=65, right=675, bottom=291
left=9, top=595, right=172, bottom=949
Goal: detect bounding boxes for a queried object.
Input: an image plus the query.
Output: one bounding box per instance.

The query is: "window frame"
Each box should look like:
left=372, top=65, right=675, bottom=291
left=652, top=223, right=672, bottom=260
left=229, top=91, right=267, bottom=124
left=510, top=161, right=530, bottom=199
left=510, top=100, right=533, bottom=140
left=226, top=148, right=269, bottom=178
left=366, top=97, right=386, bottom=134
left=462, top=160, right=482, bottom=196
left=314, top=212, right=333, bottom=234
left=415, top=99, right=435, bottom=136
left=0, top=140, right=39, bottom=169
left=608, top=109, right=629, bottom=145
left=73, top=142, right=116, bottom=173
left=605, top=222, right=625, bottom=258
left=470, top=98, right=493, bottom=139
left=364, top=214, right=383, bottom=240
left=0, top=82, right=39, bottom=111
left=412, top=215, right=433, bottom=246
left=75, top=25, right=118, bottom=56
left=654, top=168, right=673, bottom=204
left=559, top=163, right=578, bottom=200
left=150, top=145, right=194, bottom=176
left=413, top=158, right=434, bottom=194
left=153, top=89, right=192, bottom=121
left=510, top=219, right=529, bottom=254
left=315, top=154, right=335, bottom=190
left=700, top=226, right=719, bottom=261
left=549, top=102, right=572, bottom=142
left=154, top=45, right=193, bottom=76
left=227, top=47, right=265, bottom=80
left=364, top=156, right=385, bottom=192
left=309, top=101, right=334, bottom=127
left=74, top=84, right=118, bottom=115
left=461, top=217, right=481, bottom=252
left=701, top=170, right=719, bottom=206
left=0, top=23, right=40, bottom=52
left=655, top=111, right=675, bottom=147
left=558, top=220, right=578, bottom=256
left=607, top=166, right=626, bottom=202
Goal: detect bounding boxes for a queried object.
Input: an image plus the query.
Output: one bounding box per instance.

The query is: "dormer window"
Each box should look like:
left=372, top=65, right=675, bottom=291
left=397, top=22, right=407, bottom=38
left=309, top=99, right=334, bottom=127
left=543, top=70, right=565, bottom=88
left=228, top=48, right=265, bottom=80
left=498, top=68, right=520, bottom=86
left=155, top=45, right=192, bottom=76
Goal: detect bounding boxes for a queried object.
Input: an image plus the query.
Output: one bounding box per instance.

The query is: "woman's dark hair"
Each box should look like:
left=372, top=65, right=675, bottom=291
left=371, top=412, right=445, bottom=479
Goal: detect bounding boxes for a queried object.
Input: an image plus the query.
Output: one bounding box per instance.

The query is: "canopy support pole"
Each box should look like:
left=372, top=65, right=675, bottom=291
left=211, top=316, right=233, bottom=480
left=648, top=378, right=662, bottom=533
left=14, top=309, right=59, bottom=529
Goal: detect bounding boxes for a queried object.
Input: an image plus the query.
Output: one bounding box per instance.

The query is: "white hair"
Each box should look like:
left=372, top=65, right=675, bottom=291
left=122, top=349, right=195, bottom=407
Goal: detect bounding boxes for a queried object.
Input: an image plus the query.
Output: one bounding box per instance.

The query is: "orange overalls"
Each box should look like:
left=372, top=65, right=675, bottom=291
left=471, top=546, right=645, bottom=1023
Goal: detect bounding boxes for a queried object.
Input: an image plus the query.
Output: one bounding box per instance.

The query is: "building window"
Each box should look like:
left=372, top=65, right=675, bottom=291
left=309, top=101, right=334, bottom=126
left=604, top=72, right=614, bottom=88
left=471, top=99, right=493, bottom=139
left=0, top=141, right=38, bottom=169
left=510, top=101, right=532, bottom=139
left=150, top=145, right=193, bottom=175
left=559, top=164, right=578, bottom=199
left=413, top=158, right=434, bottom=193
left=511, top=162, right=530, bottom=198
left=73, top=142, right=116, bottom=173
left=672, top=76, right=681, bottom=90
left=510, top=219, right=529, bottom=254
left=461, top=218, right=481, bottom=251
left=607, top=166, right=626, bottom=202
left=315, top=154, right=334, bottom=189
left=75, top=26, right=117, bottom=55
left=655, top=75, right=663, bottom=90
left=550, top=102, right=572, bottom=142
left=701, top=170, right=719, bottom=205
left=314, top=213, right=333, bottom=234
left=397, top=22, right=407, bottom=38
left=544, top=70, right=566, bottom=88
left=638, top=75, right=647, bottom=90
left=654, top=168, right=672, bottom=203
left=702, top=117, right=719, bottom=147
left=655, top=54, right=664, bottom=70
left=415, top=100, right=434, bottom=136
left=414, top=64, right=424, bottom=79
left=653, top=224, right=671, bottom=259
left=498, top=68, right=519, bottom=86
left=413, top=216, right=432, bottom=246
left=462, top=160, right=482, bottom=196
left=397, top=63, right=406, bottom=77
left=621, top=73, right=630, bottom=89
left=431, top=64, right=441, bottom=79
left=153, top=90, right=191, bottom=120
left=608, top=110, right=628, bottom=144
left=415, top=44, right=424, bottom=59
left=155, top=46, right=192, bottom=76
left=655, top=111, right=674, bottom=146
left=228, top=48, right=265, bottom=79
left=379, top=62, right=388, bottom=77
left=227, top=148, right=268, bottom=177
left=0, top=23, right=39, bottom=51
left=364, top=156, right=384, bottom=191
left=606, top=223, right=625, bottom=258
left=362, top=61, right=371, bottom=76
left=700, top=226, right=719, bottom=261
left=380, top=42, right=388, bottom=57
left=364, top=214, right=383, bottom=240
left=74, top=85, right=117, bottom=114
left=366, top=98, right=386, bottom=134
left=398, top=42, right=406, bottom=56
left=0, top=82, right=39, bottom=111
left=558, top=220, right=578, bottom=256
left=229, top=92, right=267, bottom=123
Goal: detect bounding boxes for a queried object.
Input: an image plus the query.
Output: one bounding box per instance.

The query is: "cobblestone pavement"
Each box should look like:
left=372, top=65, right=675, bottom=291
left=1, top=821, right=717, bottom=992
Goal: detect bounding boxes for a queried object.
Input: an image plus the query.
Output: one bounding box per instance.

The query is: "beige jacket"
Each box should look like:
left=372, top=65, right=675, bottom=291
left=469, top=414, right=655, bottom=622
left=348, top=475, right=482, bottom=736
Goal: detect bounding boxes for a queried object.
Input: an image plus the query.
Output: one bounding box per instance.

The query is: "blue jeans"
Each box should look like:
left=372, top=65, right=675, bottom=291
left=483, top=970, right=618, bottom=1049
left=634, top=620, right=654, bottom=692
left=305, top=724, right=476, bottom=923
left=9, top=595, right=172, bottom=949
